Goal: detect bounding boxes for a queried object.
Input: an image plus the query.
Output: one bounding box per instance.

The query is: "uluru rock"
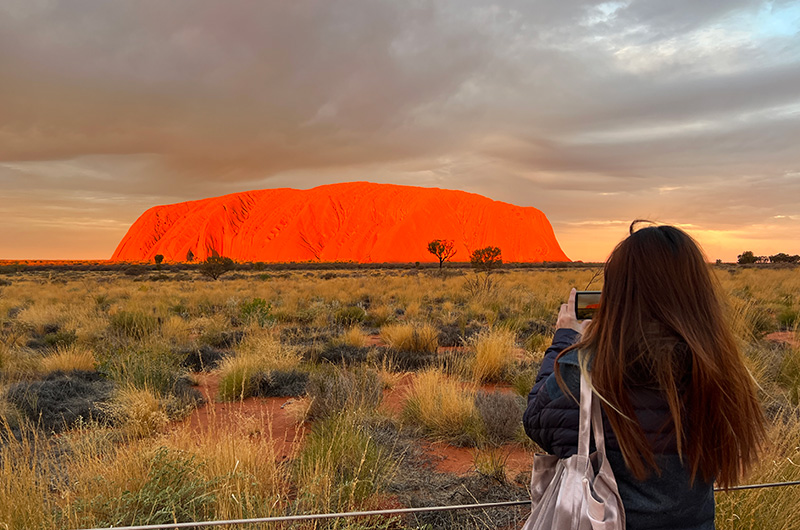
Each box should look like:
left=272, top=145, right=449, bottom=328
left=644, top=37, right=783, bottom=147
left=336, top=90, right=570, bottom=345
left=111, top=182, right=570, bottom=263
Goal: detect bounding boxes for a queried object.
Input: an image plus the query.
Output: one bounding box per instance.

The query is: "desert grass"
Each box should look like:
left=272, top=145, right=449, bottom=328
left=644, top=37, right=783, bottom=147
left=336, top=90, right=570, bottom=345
left=402, top=368, right=481, bottom=445
left=380, top=322, right=438, bottom=354
left=218, top=332, right=302, bottom=400
left=164, top=418, right=287, bottom=521
left=217, top=355, right=263, bottom=401
left=472, top=446, right=511, bottom=481
left=716, top=410, right=800, bottom=530
left=102, top=385, right=170, bottom=439
left=293, top=412, right=396, bottom=515
left=0, top=419, right=52, bottom=529
left=305, top=367, right=384, bottom=420
left=1, top=266, right=800, bottom=528
left=524, top=332, right=553, bottom=358
left=333, top=326, right=369, bottom=348
left=39, top=344, right=97, bottom=374
left=469, top=328, right=517, bottom=383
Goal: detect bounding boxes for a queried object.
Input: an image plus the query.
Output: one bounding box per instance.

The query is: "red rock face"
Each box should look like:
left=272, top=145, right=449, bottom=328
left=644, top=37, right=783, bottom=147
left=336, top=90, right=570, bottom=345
left=111, top=182, right=570, bottom=263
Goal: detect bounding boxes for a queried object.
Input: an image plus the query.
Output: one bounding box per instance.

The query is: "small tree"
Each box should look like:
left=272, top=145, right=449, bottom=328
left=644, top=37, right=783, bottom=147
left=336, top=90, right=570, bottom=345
left=427, top=239, right=457, bottom=269
left=769, top=253, right=800, bottom=264
left=465, top=246, right=503, bottom=296
left=737, top=251, right=758, bottom=264
left=154, top=254, right=164, bottom=270
left=199, top=256, right=235, bottom=280
left=470, top=246, right=503, bottom=273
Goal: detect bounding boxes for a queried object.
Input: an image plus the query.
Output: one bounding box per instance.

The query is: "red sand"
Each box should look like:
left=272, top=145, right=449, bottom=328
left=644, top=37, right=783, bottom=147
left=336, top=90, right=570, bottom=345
left=765, top=331, right=800, bottom=349
left=182, top=371, right=533, bottom=479
left=111, top=182, right=569, bottom=263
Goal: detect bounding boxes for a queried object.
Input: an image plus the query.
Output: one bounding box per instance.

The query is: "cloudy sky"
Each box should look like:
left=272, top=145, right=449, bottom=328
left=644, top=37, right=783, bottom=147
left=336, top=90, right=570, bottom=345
left=1, top=0, right=799, bottom=261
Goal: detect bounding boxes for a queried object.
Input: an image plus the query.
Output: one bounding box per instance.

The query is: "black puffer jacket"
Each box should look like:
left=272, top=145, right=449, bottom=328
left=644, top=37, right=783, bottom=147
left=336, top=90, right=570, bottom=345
left=523, top=329, right=715, bottom=530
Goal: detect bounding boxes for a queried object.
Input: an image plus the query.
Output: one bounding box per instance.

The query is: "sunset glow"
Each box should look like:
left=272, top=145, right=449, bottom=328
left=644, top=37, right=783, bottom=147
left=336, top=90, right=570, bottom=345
left=1, top=1, right=798, bottom=262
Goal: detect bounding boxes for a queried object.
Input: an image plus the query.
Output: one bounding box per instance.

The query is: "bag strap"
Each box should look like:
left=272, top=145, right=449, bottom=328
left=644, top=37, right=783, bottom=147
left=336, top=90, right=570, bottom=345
left=578, top=368, right=609, bottom=457
left=578, top=368, right=592, bottom=457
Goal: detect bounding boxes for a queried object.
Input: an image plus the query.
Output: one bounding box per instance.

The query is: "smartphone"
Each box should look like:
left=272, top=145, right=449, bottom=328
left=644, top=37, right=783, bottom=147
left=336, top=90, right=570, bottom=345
left=575, top=291, right=601, bottom=320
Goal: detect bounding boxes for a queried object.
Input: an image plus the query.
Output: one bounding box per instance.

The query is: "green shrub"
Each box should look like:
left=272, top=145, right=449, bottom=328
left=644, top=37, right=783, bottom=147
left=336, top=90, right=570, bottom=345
left=198, top=256, right=235, bottom=280
left=239, top=298, right=273, bottom=327
left=475, top=391, right=524, bottom=445
left=306, top=368, right=383, bottom=420
left=293, top=413, right=393, bottom=514
left=75, top=447, right=217, bottom=527
left=123, top=265, right=148, bottom=277
left=333, top=306, right=367, bottom=326
left=43, top=329, right=78, bottom=349
left=98, top=345, right=180, bottom=395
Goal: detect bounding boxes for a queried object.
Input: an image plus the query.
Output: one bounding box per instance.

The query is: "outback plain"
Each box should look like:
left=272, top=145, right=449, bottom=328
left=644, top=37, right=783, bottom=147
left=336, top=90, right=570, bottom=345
left=0, top=263, right=799, bottom=529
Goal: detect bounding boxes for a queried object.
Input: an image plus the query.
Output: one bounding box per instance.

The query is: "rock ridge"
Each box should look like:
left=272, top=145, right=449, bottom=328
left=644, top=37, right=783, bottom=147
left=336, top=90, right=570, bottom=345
left=111, top=182, right=570, bottom=263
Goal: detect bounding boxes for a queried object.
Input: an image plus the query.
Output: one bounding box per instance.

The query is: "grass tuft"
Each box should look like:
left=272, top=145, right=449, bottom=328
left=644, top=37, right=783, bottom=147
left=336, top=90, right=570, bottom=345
left=475, top=390, right=524, bottom=445
left=402, top=368, right=481, bottom=446
left=381, top=322, right=439, bottom=354
left=306, top=368, right=383, bottom=420
left=103, top=385, right=169, bottom=439
left=469, top=328, right=517, bottom=383
left=293, top=413, right=395, bottom=514
left=40, top=345, right=97, bottom=374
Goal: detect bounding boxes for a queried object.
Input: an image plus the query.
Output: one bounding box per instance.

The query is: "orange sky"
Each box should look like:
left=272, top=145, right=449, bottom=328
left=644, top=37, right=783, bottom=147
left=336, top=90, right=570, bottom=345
left=1, top=1, right=799, bottom=262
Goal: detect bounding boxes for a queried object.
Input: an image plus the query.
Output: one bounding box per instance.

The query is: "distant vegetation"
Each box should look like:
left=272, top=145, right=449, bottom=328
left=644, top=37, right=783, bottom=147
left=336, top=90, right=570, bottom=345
left=198, top=255, right=235, bottom=280
left=738, top=250, right=800, bottom=264
left=0, top=266, right=798, bottom=528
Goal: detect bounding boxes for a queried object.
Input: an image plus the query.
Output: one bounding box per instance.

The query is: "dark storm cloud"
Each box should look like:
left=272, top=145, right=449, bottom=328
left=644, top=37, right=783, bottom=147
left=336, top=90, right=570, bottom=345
left=1, top=0, right=799, bottom=259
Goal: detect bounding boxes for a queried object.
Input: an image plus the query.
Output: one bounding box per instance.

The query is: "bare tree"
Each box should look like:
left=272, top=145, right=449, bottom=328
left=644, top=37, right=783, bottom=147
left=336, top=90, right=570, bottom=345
left=427, top=239, right=457, bottom=269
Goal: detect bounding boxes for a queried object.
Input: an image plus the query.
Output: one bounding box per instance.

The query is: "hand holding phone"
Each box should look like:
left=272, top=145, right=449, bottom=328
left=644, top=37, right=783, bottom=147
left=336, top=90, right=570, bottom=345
left=556, top=288, right=591, bottom=333
left=575, top=291, right=602, bottom=320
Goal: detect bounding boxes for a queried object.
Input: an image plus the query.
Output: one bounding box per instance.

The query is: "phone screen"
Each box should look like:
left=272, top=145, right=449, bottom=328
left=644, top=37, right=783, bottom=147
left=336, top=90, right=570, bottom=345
left=575, top=291, right=601, bottom=320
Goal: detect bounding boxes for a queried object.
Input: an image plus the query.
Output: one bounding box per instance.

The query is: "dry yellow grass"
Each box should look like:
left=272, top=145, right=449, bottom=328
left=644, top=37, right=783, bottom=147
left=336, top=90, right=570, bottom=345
left=236, top=332, right=301, bottom=371
left=2, top=266, right=800, bottom=528
left=160, top=315, right=193, bottom=346
left=165, top=418, right=287, bottom=519
left=402, top=368, right=480, bottom=443
left=0, top=420, right=51, bottom=529
left=469, top=327, right=517, bottom=383
left=39, top=345, right=96, bottom=374
left=218, top=332, right=301, bottom=400
left=102, top=385, right=169, bottom=439
left=716, top=411, right=800, bottom=530
left=381, top=322, right=439, bottom=353
left=333, top=326, right=369, bottom=348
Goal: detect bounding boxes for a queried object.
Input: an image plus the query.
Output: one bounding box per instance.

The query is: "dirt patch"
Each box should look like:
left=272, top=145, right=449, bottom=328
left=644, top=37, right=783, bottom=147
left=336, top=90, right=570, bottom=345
left=182, top=371, right=533, bottom=480
left=181, top=373, right=305, bottom=459
left=766, top=331, right=799, bottom=349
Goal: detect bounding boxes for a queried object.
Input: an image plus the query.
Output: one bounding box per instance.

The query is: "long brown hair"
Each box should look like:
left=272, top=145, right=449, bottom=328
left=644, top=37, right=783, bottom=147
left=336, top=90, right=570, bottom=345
left=558, top=220, right=765, bottom=488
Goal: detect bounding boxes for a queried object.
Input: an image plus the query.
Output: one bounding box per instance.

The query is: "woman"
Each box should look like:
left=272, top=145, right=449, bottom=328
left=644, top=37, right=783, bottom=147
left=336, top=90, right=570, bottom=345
left=523, top=221, right=765, bottom=529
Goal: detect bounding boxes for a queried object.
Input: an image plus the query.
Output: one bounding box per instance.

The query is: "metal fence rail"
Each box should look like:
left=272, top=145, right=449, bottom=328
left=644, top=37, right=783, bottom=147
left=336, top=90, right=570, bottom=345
left=75, top=480, right=800, bottom=530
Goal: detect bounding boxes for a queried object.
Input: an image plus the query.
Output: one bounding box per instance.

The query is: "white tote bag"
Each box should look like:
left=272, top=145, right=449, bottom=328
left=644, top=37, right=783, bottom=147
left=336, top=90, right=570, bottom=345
left=522, top=371, right=625, bottom=530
